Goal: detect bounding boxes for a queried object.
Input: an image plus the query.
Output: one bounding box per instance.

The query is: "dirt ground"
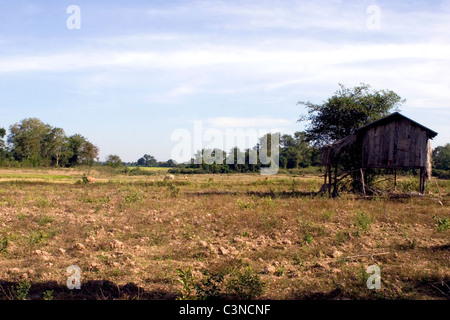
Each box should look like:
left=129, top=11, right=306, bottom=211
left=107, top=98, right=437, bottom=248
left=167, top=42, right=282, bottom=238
left=0, top=168, right=449, bottom=300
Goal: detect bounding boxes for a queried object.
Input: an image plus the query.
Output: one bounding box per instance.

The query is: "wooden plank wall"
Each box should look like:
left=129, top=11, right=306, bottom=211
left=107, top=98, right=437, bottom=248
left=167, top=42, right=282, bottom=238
left=361, top=119, right=429, bottom=168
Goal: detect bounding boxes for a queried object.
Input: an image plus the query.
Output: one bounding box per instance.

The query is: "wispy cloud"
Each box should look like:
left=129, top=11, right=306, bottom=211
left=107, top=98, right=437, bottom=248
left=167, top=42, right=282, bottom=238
left=1, top=0, right=449, bottom=161
left=206, top=117, right=293, bottom=129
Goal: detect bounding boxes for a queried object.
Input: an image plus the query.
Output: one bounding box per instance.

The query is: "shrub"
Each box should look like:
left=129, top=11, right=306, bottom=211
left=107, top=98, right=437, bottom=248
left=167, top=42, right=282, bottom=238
left=397, top=178, right=420, bottom=192
left=167, top=183, right=180, bottom=198
left=226, top=267, right=265, bottom=299
left=42, top=290, right=54, bottom=300
left=176, top=267, right=197, bottom=300
left=355, top=211, right=372, bottom=231
left=127, top=168, right=156, bottom=176
left=195, top=270, right=225, bottom=300
left=433, top=215, right=450, bottom=232
left=12, top=281, right=31, bottom=300
left=432, top=169, right=450, bottom=180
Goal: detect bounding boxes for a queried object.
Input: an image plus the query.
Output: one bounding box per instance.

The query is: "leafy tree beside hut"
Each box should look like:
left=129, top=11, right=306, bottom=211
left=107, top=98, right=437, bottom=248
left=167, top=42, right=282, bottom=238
left=298, top=84, right=437, bottom=197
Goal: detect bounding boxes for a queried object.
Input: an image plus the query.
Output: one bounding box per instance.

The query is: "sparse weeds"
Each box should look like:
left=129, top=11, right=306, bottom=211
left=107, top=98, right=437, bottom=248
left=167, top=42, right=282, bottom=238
left=226, top=266, right=265, bottom=299
left=433, top=215, right=450, bottom=232
left=356, top=264, right=370, bottom=286
left=35, top=197, right=54, bottom=209
left=80, top=195, right=110, bottom=204
left=321, top=209, right=334, bottom=221
left=27, top=230, right=51, bottom=246
left=176, top=266, right=265, bottom=300
left=124, top=191, right=144, bottom=204
left=0, top=235, right=8, bottom=253
left=195, top=270, right=225, bottom=300
left=292, top=253, right=304, bottom=267
left=237, top=199, right=252, bottom=210
left=261, top=196, right=276, bottom=210
left=262, top=211, right=280, bottom=230
left=355, top=211, right=372, bottom=232
left=12, top=281, right=31, bottom=300
left=176, top=266, right=197, bottom=300
left=397, top=177, right=420, bottom=193
left=303, top=232, right=313, bottom=245
left=0, top=169, right=449, bottom=300
left=42, top=290, right=54, bottom=300
left=167, top=183, right=180, bottom=198
left=334, top=230, right=351, bottom=246
left=37, top=215, right=53, bottom=226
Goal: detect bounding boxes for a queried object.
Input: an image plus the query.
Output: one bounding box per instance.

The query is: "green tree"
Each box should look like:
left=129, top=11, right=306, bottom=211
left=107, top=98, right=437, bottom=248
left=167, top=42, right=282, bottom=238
left=106, top=154, right=123, bottom=168
left=67, top=134, right=99, bottom=166
left=0, top=127, right=9, bottom=162
left=280, top=134, right=300, bottom=169
left=298, top=84, right=405, bottom=196
left=433, top=144, right=450, bottom=170
left=162, top=159, right=178, bottom=167
left=298, top=83, right=405, bottom=146
left=137, top=154, right=158, bottom=167
left=41, top=127, right=68, bottom=166
left=7, top=118, right=51, bottom=166
left=0, top=128, right=5, bottom=147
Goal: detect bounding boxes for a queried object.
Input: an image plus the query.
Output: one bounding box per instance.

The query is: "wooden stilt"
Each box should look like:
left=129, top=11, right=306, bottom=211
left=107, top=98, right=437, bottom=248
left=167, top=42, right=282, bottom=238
left=332, top=164, right=338, bottom=198
left=360, top=168, right=366, bottom=197
left=419, top=168, right=426, bottom=194
left=328, top=165, right=332, bottom=198
left=394, top=168, right=397, bottom=190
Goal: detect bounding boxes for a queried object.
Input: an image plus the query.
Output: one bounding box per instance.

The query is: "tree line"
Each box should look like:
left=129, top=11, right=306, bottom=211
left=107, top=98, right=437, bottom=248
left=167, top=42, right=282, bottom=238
left=0, top=118, right=98, bottom=167
left=1, top=83, right=449, bottom=177
left=125, top=132, right=320, bottom=174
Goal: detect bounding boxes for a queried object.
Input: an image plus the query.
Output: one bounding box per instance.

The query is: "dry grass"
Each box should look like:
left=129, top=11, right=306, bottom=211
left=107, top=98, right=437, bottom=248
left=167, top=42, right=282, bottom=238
left=0, top=168, right=449, bottom=300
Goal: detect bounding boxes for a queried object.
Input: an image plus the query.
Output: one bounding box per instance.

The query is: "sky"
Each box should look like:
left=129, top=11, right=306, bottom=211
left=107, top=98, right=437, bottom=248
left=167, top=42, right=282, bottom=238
left=0, top=0, right=449, bottom=163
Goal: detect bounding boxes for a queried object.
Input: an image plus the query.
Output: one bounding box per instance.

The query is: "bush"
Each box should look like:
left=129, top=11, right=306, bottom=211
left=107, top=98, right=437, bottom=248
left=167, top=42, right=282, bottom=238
left=433, top=215, right=450, bottom=232
left=127, top=167, right=156, bottom=176
left=432, top=169, right=450, bottom=180
left=195, top=271, right=225, bottom=300
left=355, top=211, right=372, bottom=231
left=168, top=168, right=206, bottom=175
left=12, top=281, right=31, bottom=300
left=397, top=177, right=420, bottom=192
left=226, top=267, right=265, bottom=299
left=176, top=267, right=197, bottom=300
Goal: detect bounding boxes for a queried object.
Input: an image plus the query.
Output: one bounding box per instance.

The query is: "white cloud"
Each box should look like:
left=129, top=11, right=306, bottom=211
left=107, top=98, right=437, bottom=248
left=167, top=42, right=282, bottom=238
left=1, top=42, right=449, bottom=74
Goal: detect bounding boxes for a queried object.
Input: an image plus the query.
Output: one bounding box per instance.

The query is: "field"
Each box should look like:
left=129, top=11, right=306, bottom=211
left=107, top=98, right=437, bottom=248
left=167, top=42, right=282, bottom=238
left=0, top=168, right=449, bottom=300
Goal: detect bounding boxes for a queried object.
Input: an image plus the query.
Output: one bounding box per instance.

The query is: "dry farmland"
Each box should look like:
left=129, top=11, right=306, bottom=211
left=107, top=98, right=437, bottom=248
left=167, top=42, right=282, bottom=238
left=0, top=168, right=449, bottom=300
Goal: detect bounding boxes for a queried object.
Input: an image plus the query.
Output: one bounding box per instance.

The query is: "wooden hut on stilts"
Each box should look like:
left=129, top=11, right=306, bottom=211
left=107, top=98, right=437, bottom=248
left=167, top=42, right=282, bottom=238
left=320, top=112, right=438, bottom=197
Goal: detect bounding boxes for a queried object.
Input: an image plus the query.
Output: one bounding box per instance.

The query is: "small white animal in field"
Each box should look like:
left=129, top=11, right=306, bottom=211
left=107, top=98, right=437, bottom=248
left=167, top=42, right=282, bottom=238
left=164, top=174, right=175, bottom=180
left=86, top=176, right=96, bottom=183
left=184, top=175, right=188, bottom=180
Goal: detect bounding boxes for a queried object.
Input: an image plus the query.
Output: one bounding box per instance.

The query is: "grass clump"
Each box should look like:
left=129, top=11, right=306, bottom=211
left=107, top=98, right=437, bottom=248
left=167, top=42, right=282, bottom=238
left=176, top=266, right=265, bottom=300
left=42, top=290, right=54, bottom=300
left=12, top=281, right=31, bottom=300
left=355, top=211, right=372, bottom=232
left=433, top=215, right=450, bottom=232
left=0, top=235, right=8, bottom=253
left=226, top=266, right=265, bottom=299
left=176, top=266, right=197, bottom=300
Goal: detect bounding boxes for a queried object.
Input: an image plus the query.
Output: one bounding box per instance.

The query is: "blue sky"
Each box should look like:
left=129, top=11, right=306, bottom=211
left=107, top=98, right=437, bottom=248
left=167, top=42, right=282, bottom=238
left=0, top=0, right=449, bottom=162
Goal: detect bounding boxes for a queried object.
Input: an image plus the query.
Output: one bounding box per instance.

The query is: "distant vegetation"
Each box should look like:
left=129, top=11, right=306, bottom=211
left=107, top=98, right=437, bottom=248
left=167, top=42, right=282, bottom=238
left=0, top=84, right=449, bottom=180
left=0, top=118, right=98, bottom=167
